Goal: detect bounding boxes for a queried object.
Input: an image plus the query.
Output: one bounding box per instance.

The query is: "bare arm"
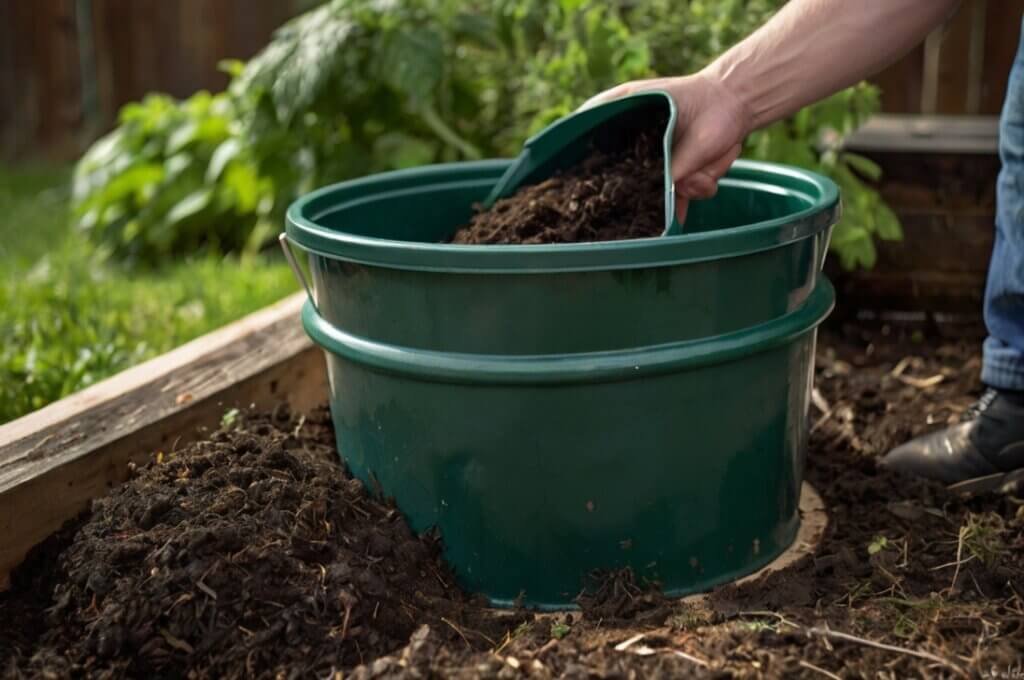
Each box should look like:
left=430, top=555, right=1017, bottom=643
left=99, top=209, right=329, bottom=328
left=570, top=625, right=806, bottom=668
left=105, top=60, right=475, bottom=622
left=585, top=0, right=960, bottom=219
left=707, top=0, right=961, bottom=131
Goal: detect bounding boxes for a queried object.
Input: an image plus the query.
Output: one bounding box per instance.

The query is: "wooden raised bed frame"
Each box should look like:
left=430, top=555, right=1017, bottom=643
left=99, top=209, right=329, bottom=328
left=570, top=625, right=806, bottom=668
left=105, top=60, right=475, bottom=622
left=0, top=293, right=327, bottom=589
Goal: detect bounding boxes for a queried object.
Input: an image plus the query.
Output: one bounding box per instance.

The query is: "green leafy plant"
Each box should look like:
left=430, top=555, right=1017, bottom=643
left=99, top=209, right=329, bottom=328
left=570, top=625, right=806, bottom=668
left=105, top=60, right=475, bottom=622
left=73, top=92, right=276, bottom=266
left=73, top=0, right=899, bottom=270
left=748, top=86, right=901, bottom=269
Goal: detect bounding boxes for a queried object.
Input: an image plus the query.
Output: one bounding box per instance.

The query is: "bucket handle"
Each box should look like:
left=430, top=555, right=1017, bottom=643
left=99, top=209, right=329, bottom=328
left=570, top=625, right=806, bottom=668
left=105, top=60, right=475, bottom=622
left=278, top=232, right=319, bottom=315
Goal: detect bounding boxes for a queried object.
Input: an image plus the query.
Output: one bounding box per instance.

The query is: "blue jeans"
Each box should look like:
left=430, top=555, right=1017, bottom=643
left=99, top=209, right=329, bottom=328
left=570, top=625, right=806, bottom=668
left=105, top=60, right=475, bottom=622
left=984, top=21, right=1024, bottom=391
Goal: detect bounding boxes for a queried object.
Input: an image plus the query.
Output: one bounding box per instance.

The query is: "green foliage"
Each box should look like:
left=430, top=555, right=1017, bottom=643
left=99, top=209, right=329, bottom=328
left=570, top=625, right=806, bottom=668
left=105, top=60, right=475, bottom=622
left=1, top=164, right=295, bottom=424
left=747, top=85, right=902, bottom=269
left=221, top=408, right=242, bottom=430
left=550, top=621, right=571, bottom=639
left=228, top=0, right=481, bottom=204
left=73, top=0, right=898, bottom=270
left=480, top=1, right=654, bottom=142
left=73, top=91, right=276, bottom=266
left=867, top=535, right=891, bottom=556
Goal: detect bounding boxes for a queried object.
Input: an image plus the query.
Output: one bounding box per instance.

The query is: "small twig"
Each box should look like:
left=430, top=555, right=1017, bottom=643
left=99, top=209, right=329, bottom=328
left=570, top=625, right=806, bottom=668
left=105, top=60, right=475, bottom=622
left=1007, top=581, right=1024, bottom=611
left=292, top=414, right=306, bottom=438
left=969, top=571, right=986, bottom=600
left=799, top=659, right=841, bottom=680
left=526, top=638, right=559, bottom=659
left=441, top=617, right=472, bottom=648
left=614, top=633, right=709, bottom=667
left=669, top=649, right=710, bottom=668
left=949, top=525, right=968, bottom=592
left=195, top=579, right=218, bottom=600
left=811, top=407, right=836, bottom=434
left=805, top=625, right=966, bottom=676
left=929, top=554, right=974, bottom=572
left=739, top=610, right=801, bottom=629
left=614, top=633, right=647, bottom=652
left=889, top=356, right=912, bottom=378
left=736, top=612, right=966, bottom=677
left=339, top=601, right=352, bottom=642
left=492, top=631, right=513, bottom=655
left=811, top=387, right=831, bottom=414
left=441, top=616, right=495, bottom=647
left=895, top=373, right=944, bottom=389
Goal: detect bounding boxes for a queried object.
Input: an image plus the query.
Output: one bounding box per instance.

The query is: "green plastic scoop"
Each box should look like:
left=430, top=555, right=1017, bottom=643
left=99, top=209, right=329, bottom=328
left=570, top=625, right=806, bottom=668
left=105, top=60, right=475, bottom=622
left=483, top=90, right=681, bottom=235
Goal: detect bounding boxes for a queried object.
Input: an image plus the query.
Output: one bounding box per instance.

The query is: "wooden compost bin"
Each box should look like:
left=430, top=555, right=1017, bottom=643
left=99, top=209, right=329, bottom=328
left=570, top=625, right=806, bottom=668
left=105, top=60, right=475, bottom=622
left=830, top=114, right=999, bottom=328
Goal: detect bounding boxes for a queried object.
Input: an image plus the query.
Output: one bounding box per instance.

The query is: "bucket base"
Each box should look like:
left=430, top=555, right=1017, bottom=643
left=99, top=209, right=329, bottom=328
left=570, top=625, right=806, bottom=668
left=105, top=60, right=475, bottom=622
left=503, top=483, right=827, bottom=614
left=693, top=481, right=828, bottom=596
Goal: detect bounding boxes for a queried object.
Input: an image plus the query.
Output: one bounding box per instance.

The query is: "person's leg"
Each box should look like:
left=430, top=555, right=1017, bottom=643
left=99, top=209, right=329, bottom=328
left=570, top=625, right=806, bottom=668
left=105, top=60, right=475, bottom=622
left=983, top=25, right=1024, bottom=393
left=881, top=21, right=1024, bottom=493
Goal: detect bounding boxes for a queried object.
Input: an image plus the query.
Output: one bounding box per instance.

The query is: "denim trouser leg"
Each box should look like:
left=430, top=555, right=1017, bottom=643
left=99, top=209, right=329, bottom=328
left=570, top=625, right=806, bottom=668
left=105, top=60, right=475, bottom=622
left=983, top=21, right=1024, bottom=391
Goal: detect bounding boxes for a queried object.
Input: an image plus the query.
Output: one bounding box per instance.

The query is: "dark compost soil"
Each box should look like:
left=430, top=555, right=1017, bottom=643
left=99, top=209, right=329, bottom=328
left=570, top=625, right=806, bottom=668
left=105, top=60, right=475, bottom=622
left=3, top=326, right=1023, bottom=678
left=451, top=113, right=668, bottom=245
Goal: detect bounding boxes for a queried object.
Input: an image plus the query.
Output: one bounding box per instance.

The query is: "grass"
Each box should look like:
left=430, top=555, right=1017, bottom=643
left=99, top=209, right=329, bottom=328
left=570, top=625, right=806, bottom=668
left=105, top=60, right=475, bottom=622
left=959, top=512, right=1010, bottom=567
left=0, top=163, right=296, bottom=424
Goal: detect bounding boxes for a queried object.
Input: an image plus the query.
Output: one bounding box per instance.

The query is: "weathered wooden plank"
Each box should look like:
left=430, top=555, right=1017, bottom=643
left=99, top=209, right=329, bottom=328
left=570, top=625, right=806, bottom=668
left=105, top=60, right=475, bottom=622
left=0, top=292, right=328, bottom=589
left=870, top=213, right=994, bottom=273
left=844, top=114, right=999, bottom=154
left=981, top=0, right=1024, bottom=114
left=831, top=268, right=988, bottom=316
left=829, top=145, right=996, bottom=316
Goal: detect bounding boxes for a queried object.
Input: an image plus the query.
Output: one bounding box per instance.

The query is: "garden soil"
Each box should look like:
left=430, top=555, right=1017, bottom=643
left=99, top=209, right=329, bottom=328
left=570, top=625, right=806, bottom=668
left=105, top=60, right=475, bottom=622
left=451, top=117, right=667, bottom=244
left=3, top=326, right=1023, bottom=678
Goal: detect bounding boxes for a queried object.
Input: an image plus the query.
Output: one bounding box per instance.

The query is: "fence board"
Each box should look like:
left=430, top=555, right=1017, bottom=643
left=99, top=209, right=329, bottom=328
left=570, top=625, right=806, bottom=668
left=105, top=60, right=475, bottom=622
left=0, top=0, right=82, bottom=157
left=831, top=150, right=997, bottom=316
left=2, top=0, right=301, bottom=159
left=871, top=0, right=1023, bottom=115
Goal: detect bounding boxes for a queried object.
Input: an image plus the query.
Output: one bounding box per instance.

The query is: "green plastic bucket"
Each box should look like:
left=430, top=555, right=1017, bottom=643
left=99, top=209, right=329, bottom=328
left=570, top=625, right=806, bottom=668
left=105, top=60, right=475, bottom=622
left=286, top=159, right=839, bottom=608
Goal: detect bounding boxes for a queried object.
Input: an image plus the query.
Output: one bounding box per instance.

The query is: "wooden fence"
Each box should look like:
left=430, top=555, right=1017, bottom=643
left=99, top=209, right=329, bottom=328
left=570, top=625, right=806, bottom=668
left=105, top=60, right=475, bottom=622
left=3, top=1, right=1023, bottom=159
left=874, top=0, right=1023, bottom=116
left=0, top=0, right=308, bottom=159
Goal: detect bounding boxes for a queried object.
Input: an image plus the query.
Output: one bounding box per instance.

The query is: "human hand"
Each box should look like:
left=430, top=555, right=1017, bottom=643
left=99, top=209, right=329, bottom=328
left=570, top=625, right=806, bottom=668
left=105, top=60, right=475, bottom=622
left=580, top=73, right=750, bottom=224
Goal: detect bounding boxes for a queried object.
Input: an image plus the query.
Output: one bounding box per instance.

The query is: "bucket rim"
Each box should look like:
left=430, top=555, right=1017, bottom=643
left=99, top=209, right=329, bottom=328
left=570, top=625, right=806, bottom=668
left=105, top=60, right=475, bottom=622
left=302, top=277, right=834, bottom=386
left=285, top=159, right=840, bottom=274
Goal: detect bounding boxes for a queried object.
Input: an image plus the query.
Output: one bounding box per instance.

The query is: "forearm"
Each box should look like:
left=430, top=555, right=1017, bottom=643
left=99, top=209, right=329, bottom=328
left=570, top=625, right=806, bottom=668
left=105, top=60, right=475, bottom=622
left=704, top=0, right=960, bottom=132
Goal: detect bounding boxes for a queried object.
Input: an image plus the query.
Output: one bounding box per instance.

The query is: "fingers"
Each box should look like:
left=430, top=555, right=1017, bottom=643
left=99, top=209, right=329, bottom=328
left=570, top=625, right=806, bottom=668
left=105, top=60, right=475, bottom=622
left=708, top=144, right=742, bottom=178
left=578, top=86, right=624, bottom=112
left=670, top=119, right=741, bottom=180
left=675, top=196, right=689, bottom=226
left=678, top=171, right=718, bottom=199
left=577, top=78, right=663, bottom=111
left=675, top=144, right=742, bottom=200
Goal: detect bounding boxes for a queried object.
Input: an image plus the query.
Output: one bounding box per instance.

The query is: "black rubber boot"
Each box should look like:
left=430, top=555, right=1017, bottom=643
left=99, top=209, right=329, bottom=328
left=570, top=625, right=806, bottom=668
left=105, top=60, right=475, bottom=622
left=881, top=388, right=1024, bottom=494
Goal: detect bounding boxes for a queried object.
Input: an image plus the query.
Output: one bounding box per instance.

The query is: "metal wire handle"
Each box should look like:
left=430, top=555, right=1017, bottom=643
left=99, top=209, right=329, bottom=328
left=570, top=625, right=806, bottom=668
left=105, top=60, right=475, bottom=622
left=278, top=232, right=319, bottom=314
